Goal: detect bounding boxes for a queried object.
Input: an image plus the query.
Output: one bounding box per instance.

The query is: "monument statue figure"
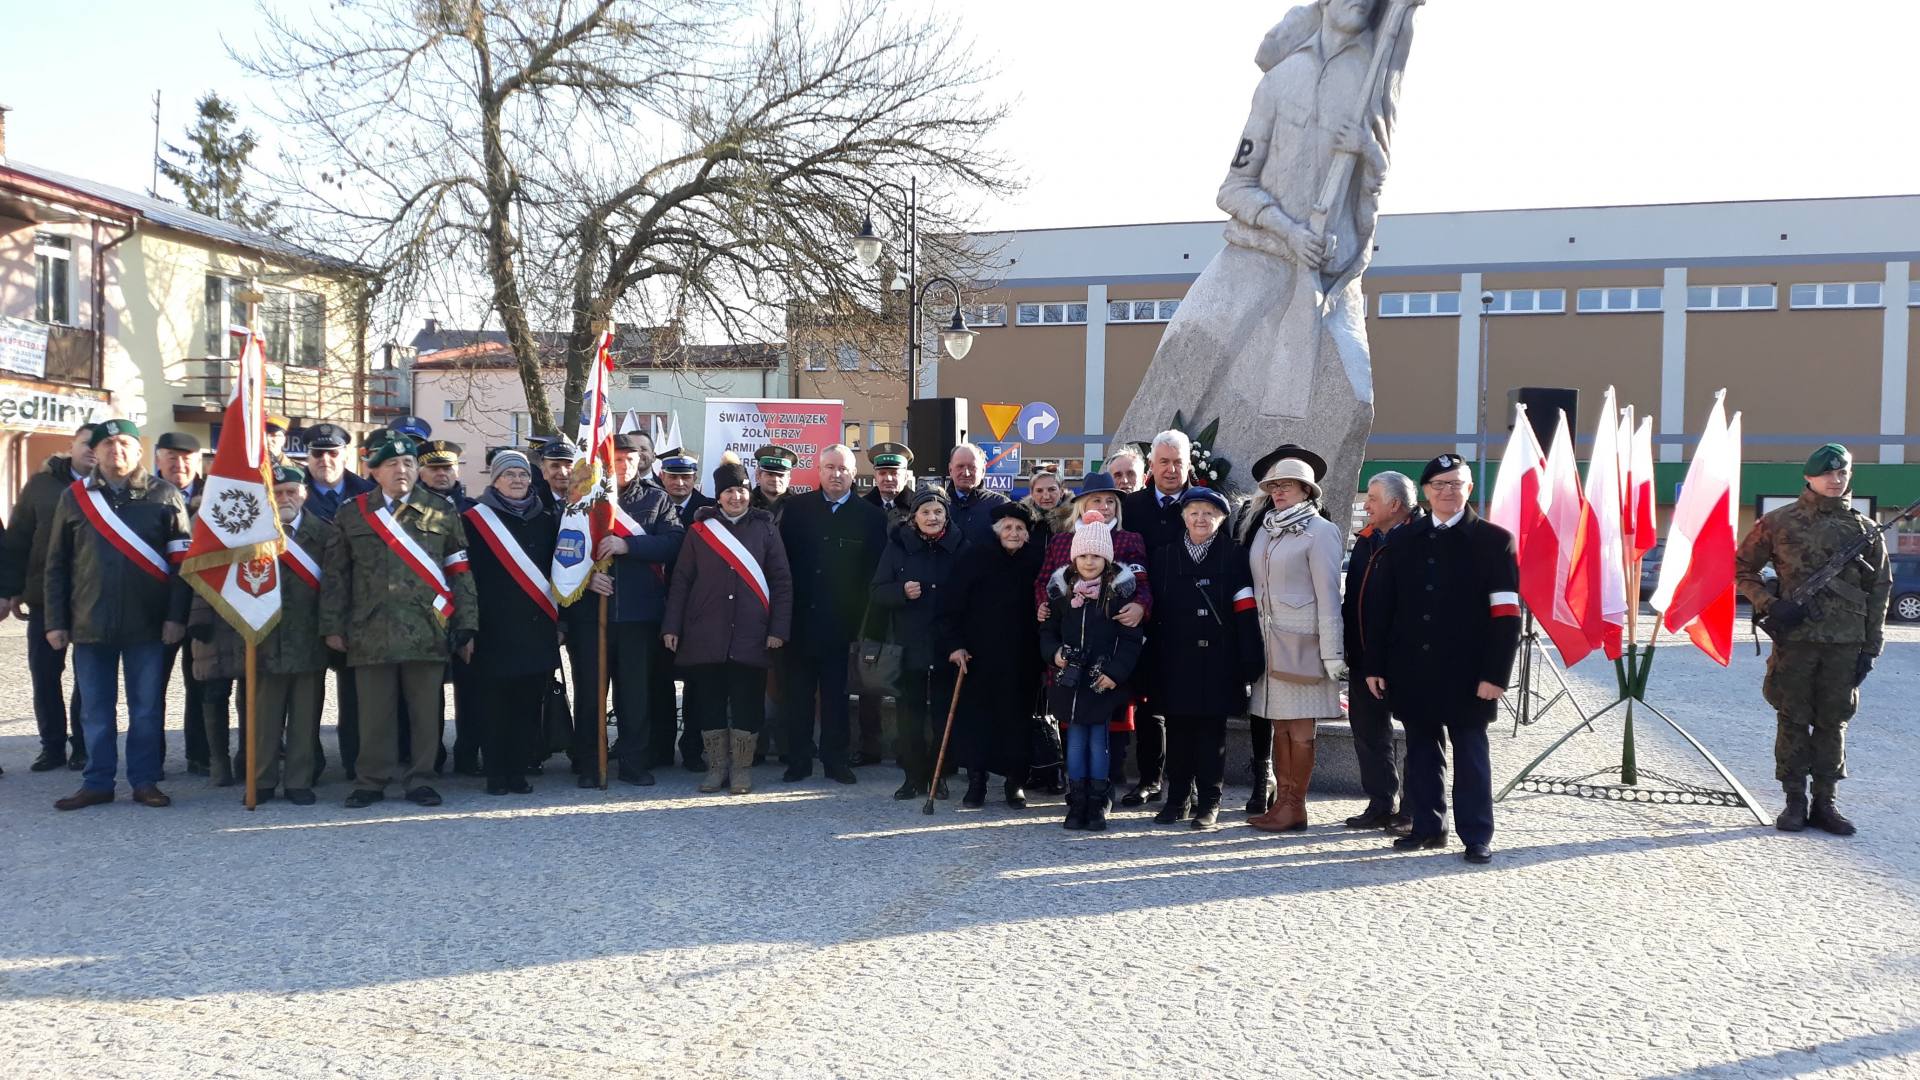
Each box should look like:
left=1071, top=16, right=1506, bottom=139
left=1117, top=0, right=1423, bottom=511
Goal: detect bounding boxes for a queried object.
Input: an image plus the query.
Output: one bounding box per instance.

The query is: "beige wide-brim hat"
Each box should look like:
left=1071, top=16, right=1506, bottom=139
left=1257, top=456, right=1322, bottom=499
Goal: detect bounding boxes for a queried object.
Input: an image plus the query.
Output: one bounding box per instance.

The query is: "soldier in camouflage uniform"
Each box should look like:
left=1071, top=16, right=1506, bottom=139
left=1734, top=444, right=1891, bottom=836
left=320, top=434, right=480, bottom=809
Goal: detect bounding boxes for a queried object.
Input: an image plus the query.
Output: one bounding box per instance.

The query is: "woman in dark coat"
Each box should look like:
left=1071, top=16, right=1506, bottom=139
left=1146, top=487, right=1263, bottom=828
left=870, top=486, right=966, bottom=801
left=460, top=451, right=568, bottom=795
left=662, top=454, right=795, bottom=796
left=943, top=501, right=1045, bottom=808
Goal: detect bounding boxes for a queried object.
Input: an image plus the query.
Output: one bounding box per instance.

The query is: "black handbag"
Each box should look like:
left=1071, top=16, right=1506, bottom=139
left=848, top=637, right=904, bottom=697
left=1028, top=711, right=1064, bottom=772
left=543, top=674, right=574, bottom=753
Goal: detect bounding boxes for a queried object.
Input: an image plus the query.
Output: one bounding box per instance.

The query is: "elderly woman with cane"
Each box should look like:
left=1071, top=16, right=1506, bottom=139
left=943, top=501, right=1045, bottom=809
left=871, top=487, right=966, bottom=802
left=1239, top=444, right=1346, bottom=831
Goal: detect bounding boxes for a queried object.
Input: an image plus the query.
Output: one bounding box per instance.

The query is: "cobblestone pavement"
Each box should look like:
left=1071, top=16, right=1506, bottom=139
left=2, top=618, right=1917, bottom=1079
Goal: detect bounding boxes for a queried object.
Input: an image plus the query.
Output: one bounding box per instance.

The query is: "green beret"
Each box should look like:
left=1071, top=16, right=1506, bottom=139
left=90, top=419, right=141, bottom=447
left=1804, top=443, right=1851, bottom=476
left=366, top=434, right=420, bottom=468
left=272, top=465, right=306, bottom=486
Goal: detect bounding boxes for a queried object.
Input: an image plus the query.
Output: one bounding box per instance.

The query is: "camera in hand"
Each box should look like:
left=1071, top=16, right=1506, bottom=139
left=1056, top=644, right=1085, bottom=688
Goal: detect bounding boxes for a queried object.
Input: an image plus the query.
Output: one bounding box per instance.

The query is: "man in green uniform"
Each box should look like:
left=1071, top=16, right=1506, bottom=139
left=1734, top=444, right=1891, bottom=835
left=320, top=433, right=480, bottom=809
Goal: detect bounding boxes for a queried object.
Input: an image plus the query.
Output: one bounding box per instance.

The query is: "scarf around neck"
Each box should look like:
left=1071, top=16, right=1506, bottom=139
left=1263, top=501, right=1320, bottom=538
left=482, top=485, right=542, bottom=520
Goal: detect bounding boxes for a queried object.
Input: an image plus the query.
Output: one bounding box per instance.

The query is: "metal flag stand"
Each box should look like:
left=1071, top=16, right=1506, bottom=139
left=1496, top=555, right=1769, bottom=825
left=1502, top=608, right=1594, bottom=737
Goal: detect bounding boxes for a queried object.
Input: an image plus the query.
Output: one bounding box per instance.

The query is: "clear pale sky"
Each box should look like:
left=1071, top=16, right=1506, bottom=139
left=5, top=0, right=1917, bottom=231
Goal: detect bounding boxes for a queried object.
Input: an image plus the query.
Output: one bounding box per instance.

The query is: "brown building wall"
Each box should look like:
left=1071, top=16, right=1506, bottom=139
left=1685, top=263, right=1884, bottom=456
left=1363, top=272, right=1466, bottom=460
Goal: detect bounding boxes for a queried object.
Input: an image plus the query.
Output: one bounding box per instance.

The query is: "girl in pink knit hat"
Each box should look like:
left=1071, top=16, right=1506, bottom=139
left=1039, top=512, right=1145, bottom=831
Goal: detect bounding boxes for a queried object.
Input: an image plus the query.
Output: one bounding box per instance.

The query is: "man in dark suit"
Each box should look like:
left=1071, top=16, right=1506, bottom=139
left=653, top=449, right=712, bottom=769
left=943, top=442, right=1009, bottom=546
left=777, top=444, right=887, bottom=783
left=1362, top=454, right=1521, bottom=865
left=1115, top=429, right=1196, bottom=805
left=1341, top=470, right=1422, bottom=830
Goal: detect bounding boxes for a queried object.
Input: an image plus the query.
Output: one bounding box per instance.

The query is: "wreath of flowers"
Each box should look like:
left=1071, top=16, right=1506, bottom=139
left=1166, top=411, right=1233, bottom=490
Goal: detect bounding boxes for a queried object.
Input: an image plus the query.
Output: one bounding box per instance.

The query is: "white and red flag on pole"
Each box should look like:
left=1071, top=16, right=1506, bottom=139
left=1583, top=388, right=1630, bottom=660
left=552, top=330, right=618, bottom=606
left=1488, top=404, right=1545, bottom=553
left=1651, top=392, right=1742, bottom=666
left=180, top=328, right=285, bottom=642
left=1540, top=410, right=1602, bottom=666
left=1490, top=406, right=1594, bottom=665
left=1623, top=410, right=1659, bottom=560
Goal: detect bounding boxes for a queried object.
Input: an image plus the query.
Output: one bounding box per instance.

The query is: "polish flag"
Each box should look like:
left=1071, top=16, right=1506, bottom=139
left=181, top=328, right=285, bottom=641
left=1540, top=410, right=1600, bottom=666
left=1488, top=404, right=1545, bottom=552
left=553, top=330, right=618, bottom=606
left=1624, top=413, right=1658, bottom=560
left=1583, top=388, right=1630, bottom=660
left=1651, top=392, right=1742, bottom=666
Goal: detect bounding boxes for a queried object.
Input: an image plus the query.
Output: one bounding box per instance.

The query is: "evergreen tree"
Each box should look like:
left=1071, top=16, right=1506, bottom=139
left=156, top=93, right=277, bottom=230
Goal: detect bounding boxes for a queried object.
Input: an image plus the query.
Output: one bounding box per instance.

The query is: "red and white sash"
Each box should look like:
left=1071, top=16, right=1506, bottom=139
left=70, top=480, right=176, bottom=583
left=359, top=494, right=456, bottom=619
left=611, top=499, right=643, bottom=539
left=464, top=504, right=559, bottom=621
left=280, top=530, right=322, bottom=590
left=693, top=518, right=769, bottom=609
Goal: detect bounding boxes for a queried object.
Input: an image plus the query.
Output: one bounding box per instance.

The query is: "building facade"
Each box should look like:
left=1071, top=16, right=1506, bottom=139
left=826, top=195, right=1920, bottom=525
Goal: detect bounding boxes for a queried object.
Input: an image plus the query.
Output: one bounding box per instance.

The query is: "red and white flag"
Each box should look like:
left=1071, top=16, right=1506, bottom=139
left=1539, top=410, right=1601, bottom=666
left=1583, top=388, right=1630, bottom=659
left=1652, top=391, right=1742, bottom=665
left=552, top=330, right=618, bottom=606
left=1623, top=411, right=1658, bottom=561
left=1488, top=404, right=1546, bottom=551
left=181, top=328, right=285, bottom=642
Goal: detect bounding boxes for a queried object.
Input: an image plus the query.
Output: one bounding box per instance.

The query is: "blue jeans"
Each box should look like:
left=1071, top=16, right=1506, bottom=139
left=72, top=641, right=169, bottom=792
left=1065, top=722, right=1110, bottom=783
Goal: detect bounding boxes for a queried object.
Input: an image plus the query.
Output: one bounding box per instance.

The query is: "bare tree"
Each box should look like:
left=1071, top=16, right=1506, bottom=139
left=246, top=0, right=1012, bottom=433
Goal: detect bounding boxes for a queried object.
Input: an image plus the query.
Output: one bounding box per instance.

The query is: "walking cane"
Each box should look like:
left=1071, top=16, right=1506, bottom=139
left=922, top=666, right=968, bottom=816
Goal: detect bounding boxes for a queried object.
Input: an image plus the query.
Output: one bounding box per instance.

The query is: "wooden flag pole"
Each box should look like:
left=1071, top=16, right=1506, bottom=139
left=592, top=318, right=612, bottom=790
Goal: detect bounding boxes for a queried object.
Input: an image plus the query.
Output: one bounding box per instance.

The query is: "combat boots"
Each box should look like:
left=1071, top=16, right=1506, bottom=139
left=729, top=730, right=757, bottom=795
left=1775, top=781, right=1808, bottom=833
left=1809, top=792, right=1857, bottom=836
left=698, top=730, right=729, bottom=793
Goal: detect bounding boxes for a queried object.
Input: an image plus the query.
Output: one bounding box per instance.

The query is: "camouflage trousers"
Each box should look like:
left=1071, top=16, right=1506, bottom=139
left=1762, top=641, right=1860, bottom=794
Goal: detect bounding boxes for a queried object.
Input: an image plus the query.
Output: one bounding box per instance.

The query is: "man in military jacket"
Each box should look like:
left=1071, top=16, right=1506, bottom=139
left=320, top=434, right=479, bottom=808
left=1362, top=454, right=1521, bottom=865
left=43, top=420, right=192, bottom=810
left=1735, top=444, right=1891, bottom=836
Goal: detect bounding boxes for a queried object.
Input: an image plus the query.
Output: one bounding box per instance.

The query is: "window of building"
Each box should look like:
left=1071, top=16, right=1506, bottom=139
left=1577, top=287, right=1662, bottom=313
left=844, top=422, right=864, bottom=451
left=964, top=304, right=1006, bottom=327
left=510, top=412, right=532, bottom=445
left=1377, top=291, right=1461, bottom=318
left=836, top=344, right=860, bottom=372
left=34, top=233, right=73, bottom=325
left=1790, top=282, right=1884, bottom=309
left=1014, top=301, right=1088, bottom=326
left=202, top=276, right=325, bottom=364
left=442, top=399, right=468, bottom=421
left=1687, top=284, right=1777, bottom=311
left=1107, top=299, right=1181, bottom=323
left=803, top=344, right=828, bottom=371
left=1483, top=288, right=1566, bottom=315
left=870, top=421, right=895, bottom=447
left=625, top=372, right=651, bottom=389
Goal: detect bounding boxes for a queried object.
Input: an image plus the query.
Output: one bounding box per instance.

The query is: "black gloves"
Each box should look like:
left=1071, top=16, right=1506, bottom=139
left=189, top=622, right=214, bottom=642
left=1854, top=651, right=1875, bottom=688
left=1767, top=598, right=1808, bottom=631
left=450, top=628, right=476, bottom=652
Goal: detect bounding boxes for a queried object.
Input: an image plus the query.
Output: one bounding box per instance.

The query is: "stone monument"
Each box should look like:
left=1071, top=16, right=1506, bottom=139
left=1116, top=0, right=1423, bottom=509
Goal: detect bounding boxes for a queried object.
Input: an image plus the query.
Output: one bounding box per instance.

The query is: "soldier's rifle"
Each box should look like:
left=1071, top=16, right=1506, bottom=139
left=1754, top=496, right=1920, bottom=640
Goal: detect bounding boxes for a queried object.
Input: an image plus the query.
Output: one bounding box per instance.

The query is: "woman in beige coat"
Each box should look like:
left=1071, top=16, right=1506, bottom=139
left=1238, top=444, right=1346, bottom=831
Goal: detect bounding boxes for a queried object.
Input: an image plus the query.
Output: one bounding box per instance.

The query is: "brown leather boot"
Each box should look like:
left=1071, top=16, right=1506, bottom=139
left=1288, top=724, right=1318, bottom=828
left=1248, top=735, right=1298, bottom=831
left=729, top=730, right=757, bottom=795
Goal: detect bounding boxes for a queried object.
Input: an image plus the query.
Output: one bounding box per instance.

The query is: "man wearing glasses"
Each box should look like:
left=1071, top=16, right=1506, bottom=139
left=1361, top=454, right=1521, bottom=865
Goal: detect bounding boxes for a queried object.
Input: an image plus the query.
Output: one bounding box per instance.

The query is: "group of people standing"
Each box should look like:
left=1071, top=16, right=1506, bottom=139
left=3, top=413, right=1535, bottom=864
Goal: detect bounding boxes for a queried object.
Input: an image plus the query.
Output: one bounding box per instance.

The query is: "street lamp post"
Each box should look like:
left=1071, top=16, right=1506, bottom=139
left=851, top=175, right=975, bottom=449
left=1475, top=290, right=1494, bottom=512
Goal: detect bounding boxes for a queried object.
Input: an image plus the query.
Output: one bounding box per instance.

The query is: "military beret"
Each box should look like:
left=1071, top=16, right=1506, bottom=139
left=419, top=439, right=463, bottom=467
left=155, top=431, right=201, bottom=454
left=89, top=419, right=140, bottom=447
left=869, top=441, right=914, bottom=470
left=754, top=445, right=798, bottom=473
left=1420, top=453, right=1469, bottom=486
left=388, top=415, right=433, bottom=440
left=1177, top=486, right=1233, bottom=517
left=271, top=464, right=306, bottom=486
left=366, top=434, right=420, bottom=468
left=304, top=422, right=351, bottom=450
left=1805, top=443, right=1852, bottom=476
left=659, top=448, right=699, bottom=474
